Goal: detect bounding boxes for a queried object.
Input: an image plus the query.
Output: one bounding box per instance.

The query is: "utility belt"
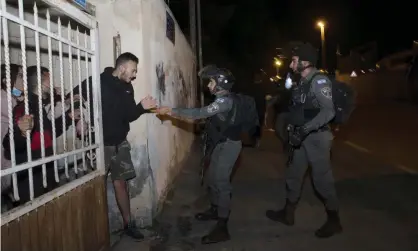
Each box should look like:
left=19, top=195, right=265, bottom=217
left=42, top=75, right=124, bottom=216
left=206, top=134, right=228, bottom=145
left=288, top=105, right=321, bottom=126
left=313, top=125, right=330, bottom=133
left=287, top=124, right=329, bottom=133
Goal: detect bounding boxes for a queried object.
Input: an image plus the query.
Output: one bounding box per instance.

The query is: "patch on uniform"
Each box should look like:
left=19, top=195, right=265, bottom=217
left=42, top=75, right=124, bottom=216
left=316, top=79, right=327, bottom=85
left=216, top=97, right=225, bottom=103
left=207, top=102, right=220, bottom=113
left=321, top=87, right=332, bottom=99
left=217, top=113, right=226, bottom=121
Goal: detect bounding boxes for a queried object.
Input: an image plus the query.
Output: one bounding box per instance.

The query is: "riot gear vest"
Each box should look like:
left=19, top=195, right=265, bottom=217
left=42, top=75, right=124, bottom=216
left=207, top=95, right=242, bottom=142
left=288, top=81, right=320, bottom=126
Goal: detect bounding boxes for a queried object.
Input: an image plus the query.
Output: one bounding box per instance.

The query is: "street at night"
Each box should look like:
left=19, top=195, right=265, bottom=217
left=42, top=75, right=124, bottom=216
left=112, top=102, right=418, bottom=251
left=2, top=1, right=418, bottom=251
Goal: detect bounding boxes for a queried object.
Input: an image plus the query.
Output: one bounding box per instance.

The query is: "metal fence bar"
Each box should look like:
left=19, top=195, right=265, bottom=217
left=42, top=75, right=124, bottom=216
left=67, top=22, right=78, bottom=175
left=84, top=31, right=93, bottom=168
left=0, top=10, right=94, bottom=55
left=90, top=24, right=105, bottom=172
left=34, top=3, right=48, bottom=193
left=46, top=9, right=59, bottom=183
left=76, top=27, right=86, bottom=171
left=0, top=144, right=99, bottom=177
left=1, top=0, right=21, bottom=201
left=41, top=0, right=95, bottom=29
left=57, top=17, right=70, bottom=179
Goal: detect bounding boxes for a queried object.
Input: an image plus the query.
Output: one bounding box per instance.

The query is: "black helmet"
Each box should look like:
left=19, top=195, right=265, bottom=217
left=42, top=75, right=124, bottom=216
left=291, top=42, right=318, bottom=65
left=198, top=65, right=235, bottom=90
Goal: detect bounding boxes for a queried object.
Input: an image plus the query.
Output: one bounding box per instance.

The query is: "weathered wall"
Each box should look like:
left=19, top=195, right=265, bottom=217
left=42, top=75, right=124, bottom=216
left=337, top=70, right=408, bottom=104
left=90, top=0, right=196, bottom=232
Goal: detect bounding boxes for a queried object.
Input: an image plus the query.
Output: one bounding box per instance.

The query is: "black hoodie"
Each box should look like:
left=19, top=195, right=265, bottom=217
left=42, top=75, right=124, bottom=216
left=73, top=67, right=147, bottom=146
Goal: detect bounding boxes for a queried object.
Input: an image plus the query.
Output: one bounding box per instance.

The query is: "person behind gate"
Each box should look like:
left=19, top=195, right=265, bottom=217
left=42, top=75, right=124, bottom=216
left=265, top=42, right=342, bottom=238
left=3, top=65, right=78, bottom=205
left=156, top=65, right=246, bottom=245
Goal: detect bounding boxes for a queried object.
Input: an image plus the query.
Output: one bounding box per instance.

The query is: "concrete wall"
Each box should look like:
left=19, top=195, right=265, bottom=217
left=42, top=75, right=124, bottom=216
left=2, top=0, right=197, bottom=232
left=90, top=0, right=197, bottom=231
left=337, top=70, right=408, bottom=104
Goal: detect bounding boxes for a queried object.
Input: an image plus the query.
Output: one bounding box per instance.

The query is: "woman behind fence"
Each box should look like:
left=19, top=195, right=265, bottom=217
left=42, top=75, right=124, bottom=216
left=2, top=65, right=80, bottom=205
left=1, top=64, right=24, bottom=211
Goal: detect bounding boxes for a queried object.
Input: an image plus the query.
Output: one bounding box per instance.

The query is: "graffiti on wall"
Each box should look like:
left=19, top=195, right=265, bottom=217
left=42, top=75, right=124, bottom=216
left=113, top=34, right=121, bottom=62
left=172, top=67, right=191, bottom=107
left=156, top=62, right=166, bottom=104
left=155, top=60, right=193, bottom=107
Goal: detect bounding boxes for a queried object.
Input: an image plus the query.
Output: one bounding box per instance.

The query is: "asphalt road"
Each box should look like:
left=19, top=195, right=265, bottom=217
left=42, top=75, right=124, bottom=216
left=113, top=102, right=418, bottom=251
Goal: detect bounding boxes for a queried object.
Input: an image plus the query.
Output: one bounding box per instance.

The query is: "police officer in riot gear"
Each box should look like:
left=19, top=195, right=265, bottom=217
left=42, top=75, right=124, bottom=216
left=265, top=42, right=342, bottom=238
left=157, top=65, right=242, bottom=244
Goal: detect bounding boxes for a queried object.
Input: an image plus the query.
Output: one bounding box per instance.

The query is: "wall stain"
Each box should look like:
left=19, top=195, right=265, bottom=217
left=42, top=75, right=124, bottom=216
left=172, top=67, right=191, bottom=107
left=130, top=142, right=158, bottom=226
left=156, top=62, right=166, bottom=104
left=179, top=70, right=189, bottom=104
left=129, top=144, right=151, bottom=197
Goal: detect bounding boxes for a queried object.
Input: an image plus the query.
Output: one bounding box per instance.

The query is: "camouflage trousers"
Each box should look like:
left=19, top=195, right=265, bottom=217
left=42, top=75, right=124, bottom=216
left=104, top=140, right=136, bottom=181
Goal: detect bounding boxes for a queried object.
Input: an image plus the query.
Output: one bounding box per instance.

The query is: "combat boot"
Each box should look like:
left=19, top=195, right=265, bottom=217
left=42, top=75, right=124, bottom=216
left=265, top=200, right=296, bottom=226
left=195, top=204, right=218, bottom=221
left=201, top=218, right=230, bottom=244
left=315, top=210, right=343, bottom=238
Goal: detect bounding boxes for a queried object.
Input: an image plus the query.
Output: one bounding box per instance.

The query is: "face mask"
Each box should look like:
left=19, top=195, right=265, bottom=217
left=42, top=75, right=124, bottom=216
left=12, top=87, right=22, bottom=97
left=285, top=73, right=293, bottom=89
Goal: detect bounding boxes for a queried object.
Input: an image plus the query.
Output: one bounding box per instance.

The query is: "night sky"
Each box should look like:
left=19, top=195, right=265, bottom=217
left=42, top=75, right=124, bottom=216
left=170, top=0, right=418, bottom=74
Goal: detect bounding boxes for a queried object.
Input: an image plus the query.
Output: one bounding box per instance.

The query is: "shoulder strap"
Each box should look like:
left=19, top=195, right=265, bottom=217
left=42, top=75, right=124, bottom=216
left=302, top=72, right=326, bottom=95
left=223, top=93, right=238, bottom=127
left=210, top=94, right=237, bottom=135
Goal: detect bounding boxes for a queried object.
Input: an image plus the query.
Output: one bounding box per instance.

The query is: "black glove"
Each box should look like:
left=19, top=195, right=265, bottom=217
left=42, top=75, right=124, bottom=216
left=289, top=126, right=309, bottom=147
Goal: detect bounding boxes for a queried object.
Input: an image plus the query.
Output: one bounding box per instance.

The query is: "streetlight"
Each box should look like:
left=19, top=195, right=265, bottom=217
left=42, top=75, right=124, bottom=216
left=274, top=57, right=282, bottom=75
left=317, top=20, right=326, bottom=69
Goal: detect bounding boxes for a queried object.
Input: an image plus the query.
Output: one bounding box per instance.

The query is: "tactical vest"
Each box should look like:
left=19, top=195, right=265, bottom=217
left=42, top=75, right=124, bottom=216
left=207, top=95, right=242, bottom=142
left=288, top=81, right=320, bottom=126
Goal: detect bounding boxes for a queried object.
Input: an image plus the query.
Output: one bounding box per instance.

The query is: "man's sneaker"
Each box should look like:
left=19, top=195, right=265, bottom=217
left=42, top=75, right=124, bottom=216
left=124, top=221, right=145, bottom=240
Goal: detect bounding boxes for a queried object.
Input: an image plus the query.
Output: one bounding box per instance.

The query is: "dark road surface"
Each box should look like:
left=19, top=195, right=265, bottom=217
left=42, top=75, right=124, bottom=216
left=113, top=103, right=418, bottom=251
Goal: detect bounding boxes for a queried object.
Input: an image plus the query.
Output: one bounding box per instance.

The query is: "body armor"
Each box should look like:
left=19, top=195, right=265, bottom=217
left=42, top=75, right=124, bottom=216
left=288, top=82, right=320, bottom=126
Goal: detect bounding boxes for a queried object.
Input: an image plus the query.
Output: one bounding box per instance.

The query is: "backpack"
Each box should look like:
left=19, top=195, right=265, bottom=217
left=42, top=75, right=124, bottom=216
left=230, top=93, right=260, bottom=133
left=309, top=73, right=356, bottom=125
left=331, top=79, right=356, bottom=124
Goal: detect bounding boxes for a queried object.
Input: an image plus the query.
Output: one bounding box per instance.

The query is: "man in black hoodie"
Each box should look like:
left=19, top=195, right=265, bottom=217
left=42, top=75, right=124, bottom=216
left=74, top=52, right=157, bottom=240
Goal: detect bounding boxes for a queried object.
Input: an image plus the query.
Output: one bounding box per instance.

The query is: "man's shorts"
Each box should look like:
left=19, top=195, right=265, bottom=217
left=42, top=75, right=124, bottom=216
left=104, top=140, right=136, bottom=181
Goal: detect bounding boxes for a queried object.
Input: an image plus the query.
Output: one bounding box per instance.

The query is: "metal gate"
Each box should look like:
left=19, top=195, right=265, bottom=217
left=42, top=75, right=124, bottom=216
left=1, top=1, right=107, bottom=249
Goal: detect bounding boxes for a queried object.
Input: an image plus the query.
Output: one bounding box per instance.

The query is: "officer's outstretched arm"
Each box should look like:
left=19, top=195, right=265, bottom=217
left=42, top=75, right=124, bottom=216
left=171, top=97, right=233, bottom=120
left=304, top=77, right=335, bottom=132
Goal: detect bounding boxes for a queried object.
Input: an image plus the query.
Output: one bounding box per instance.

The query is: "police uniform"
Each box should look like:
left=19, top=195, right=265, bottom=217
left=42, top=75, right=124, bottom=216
left=266, top=42, right=342, bottom=239
left=286, top=69, right=338, bottom=211
left=170, top=66, right=242, bottom=244
left=172, top=95, right=242, bottom=220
